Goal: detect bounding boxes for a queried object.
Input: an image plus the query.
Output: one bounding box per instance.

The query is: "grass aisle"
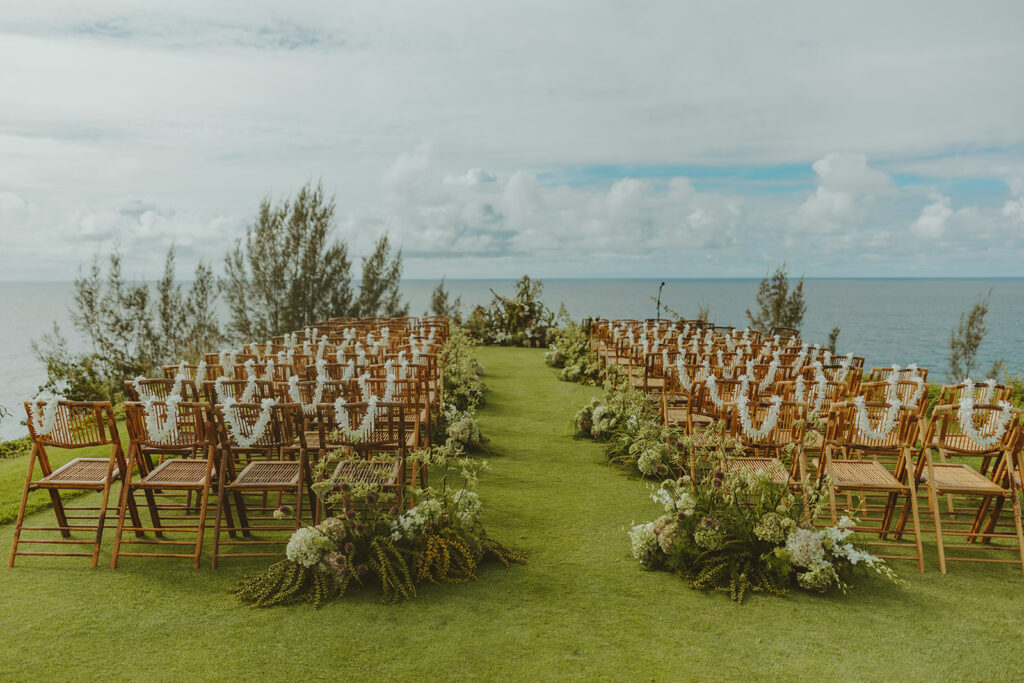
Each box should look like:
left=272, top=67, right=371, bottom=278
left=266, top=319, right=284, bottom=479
left=0, top=347, right=1022, bottom=680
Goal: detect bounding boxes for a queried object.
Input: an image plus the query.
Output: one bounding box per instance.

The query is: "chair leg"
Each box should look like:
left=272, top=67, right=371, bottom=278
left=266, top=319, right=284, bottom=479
left=211, top=455, right=229, bottom=570
left=7, top=446, right=38, bottom=568
left=48, top=489, right=71, bottom=538
left=1011, top=491, right=1024, bottom=575
left=193, top=476, right=215, bottom=570
left=111, top=484, right=132, bottom=570
left=927, top=483, right=947, bottom=574
left=143, top=488, right=163, bottom=539
left=91, top=480, right=114, bottom=568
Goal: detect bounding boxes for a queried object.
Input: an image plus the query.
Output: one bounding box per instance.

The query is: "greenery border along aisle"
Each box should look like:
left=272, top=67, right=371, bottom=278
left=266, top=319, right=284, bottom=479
left=233, top=329, right=525, bottom=608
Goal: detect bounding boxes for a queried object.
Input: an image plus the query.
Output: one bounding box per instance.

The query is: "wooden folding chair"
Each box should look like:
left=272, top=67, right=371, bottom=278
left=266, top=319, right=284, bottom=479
left=911, top=404, right=1024, bottom=573
left=111, top=401, right=215, bottom=569
left=723, top=399, right=807, bottom=487
left=210, top=402, right=314, bottom=568
left=311, top=402, right=407, bottom=516
left=9, top=400, right=137, bottom=567
left=822, top=401, right=925, bottom=571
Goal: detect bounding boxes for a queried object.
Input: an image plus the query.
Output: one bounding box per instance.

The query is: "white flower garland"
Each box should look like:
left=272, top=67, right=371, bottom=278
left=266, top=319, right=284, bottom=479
left=27, top=393, right=64, bottom=436
left=287, top=359, right=327, bottom=415
left=215, top=370, right=258, bottom=403
left=888, top=375, right=925, bottom=407
left=735, top=394, right=783, bottom=440
left=852, top=396, right=902, bottom=441
left=142, top=395, right=181, bottom=444
left=674, top=358, right=692, bottom=391
left=333, top=396, right=379, bottom=441
left=357, top=372, right=396, bottom=403
left=957, top=379, right=1014, bottom=449
left=705, top=374, right=749, bottom=409
left=758, top=356, right=780, bottom=392
left=219, top=350, right=236, bottom=372
left=965, top=377, right=998, bottom=403
left=221, top=397, right=275, bottom=448
left=794, top=374, right=828, bottom=414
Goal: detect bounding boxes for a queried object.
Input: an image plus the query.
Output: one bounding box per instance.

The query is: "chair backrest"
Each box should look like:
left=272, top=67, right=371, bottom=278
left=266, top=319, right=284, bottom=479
left=859, top=379, right=929, bottom=416
left=309, top=401, right=407, bottom=452
left=936, top=382, right=1013, bottom=407
left=24, top=400, right=119, bottom=449
left=867, top=365, right=929, bottom=382
left=826, top=400, right=919, bottom=452
left=203, top=379, right=276, bottom=404
left=768, top=326, right=800, bottom=339
left=163, top=364, right=219, bottom=382
left=275, top=378, right=356, bottom=407
left=124, top=378, right=201, bottom=402
left=211, top=402, right=305, bottom=452
left=124, top=401, right=210, bottom=450
left=924, top=403, right=1020, bottom=456
left=726, top=399, right=806, bottom=450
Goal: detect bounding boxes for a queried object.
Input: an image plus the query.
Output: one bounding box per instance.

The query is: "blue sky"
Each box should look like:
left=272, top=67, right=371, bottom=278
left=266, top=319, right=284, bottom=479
left=0, top=1, right=1023, bottom=280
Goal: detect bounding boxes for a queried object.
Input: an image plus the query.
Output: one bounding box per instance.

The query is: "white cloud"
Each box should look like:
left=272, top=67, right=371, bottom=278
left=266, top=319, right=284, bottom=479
left=793, top=153, right=891, bottom=232
left=0, top=191, right=28, bottom=212
left=910, top=193, right=953, bottom=239
left=1, top=2, right=1024, bottom=277
left=813, top=153, right=893, bottom=195
left=1003, top=179, right=1024, bottom=224
left=444, top=168, right=497, bottom=187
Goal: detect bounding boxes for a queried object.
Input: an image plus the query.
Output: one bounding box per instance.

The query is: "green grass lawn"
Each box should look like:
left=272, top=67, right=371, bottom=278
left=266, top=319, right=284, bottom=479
left=1, top=347, right=1022, bottom=680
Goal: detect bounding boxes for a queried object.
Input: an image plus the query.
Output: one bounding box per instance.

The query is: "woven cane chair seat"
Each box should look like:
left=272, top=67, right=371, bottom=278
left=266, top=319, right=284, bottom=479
left=803, top=431, right=824, bottom=450
left=829, top=460, right=903, bottom=491
left=231, top=461, right=300, bottom=488
left=688, top=429, right=720, bottom=448
left=332, top=459, right=399, bottom=487
left=724, top=457, right=790, bottom=485
left=142, top=459, right=212, bottom=486
left=920, top=463, right=1006, bottom=495
left=664, top=406, right=686, bottom=425
left=40, top=458, right=118, bottom=486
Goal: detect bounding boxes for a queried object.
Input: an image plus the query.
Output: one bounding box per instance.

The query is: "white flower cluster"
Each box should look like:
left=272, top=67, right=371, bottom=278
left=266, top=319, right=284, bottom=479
left=651, top=479, right=696, bottom=517
left=391, top=500, right=441, bottom=541
left=629, top=521, right=659, bottom=564
left=286, top=526, right=335, bottom=568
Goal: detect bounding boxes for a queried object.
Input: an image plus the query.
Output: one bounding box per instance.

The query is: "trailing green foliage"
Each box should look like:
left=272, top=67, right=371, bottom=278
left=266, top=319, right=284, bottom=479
left=231, top=559, right=344, bottom=609
left=464, top=275, right=555, bottom=347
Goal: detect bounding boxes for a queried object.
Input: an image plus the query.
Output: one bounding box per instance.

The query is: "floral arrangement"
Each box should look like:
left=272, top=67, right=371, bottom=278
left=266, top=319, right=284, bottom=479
left=629, top=468, right=900, bottom=602
left=545, top=321, right=601, bottom=384
left=232, top=441, right=524, bottom=609
left=574, top=372, right=682, bottom=477
left=463, top=275, right=556, bottom=348
left=437, top=327, right=487, bottom=450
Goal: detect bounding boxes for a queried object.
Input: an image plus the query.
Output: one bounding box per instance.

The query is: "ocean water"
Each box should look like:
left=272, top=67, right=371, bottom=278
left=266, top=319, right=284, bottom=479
left=1, top=278, right=1021, bottom=440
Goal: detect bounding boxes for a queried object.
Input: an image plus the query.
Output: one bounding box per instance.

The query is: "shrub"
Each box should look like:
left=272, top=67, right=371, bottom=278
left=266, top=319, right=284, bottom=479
left=746, top=263, right=806, bottom=333
left=545, top=320, right=601, bottom=384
